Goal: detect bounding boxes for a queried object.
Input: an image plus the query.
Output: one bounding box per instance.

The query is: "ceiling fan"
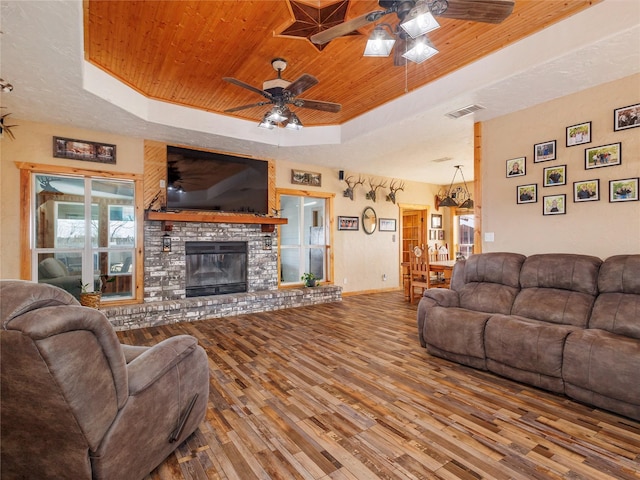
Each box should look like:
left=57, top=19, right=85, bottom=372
left=223, top=58, right=341, bottom=129
left=310, top=0, right=515, bottom=65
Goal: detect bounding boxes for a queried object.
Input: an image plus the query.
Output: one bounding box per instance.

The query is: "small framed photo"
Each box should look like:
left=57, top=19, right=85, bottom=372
left=438, top=230, right=445, bottom=241
left=543, top=165, right=567, bottom=187
left=543, top=194, right=566, bottom=216
left=53, top=136, right=116, bottom=164
left=566, top=121, right=591, bottom=147
left=585, top=143, right=621, bottom=169
left=291, top=169, right=322, bottom=187
left=506, top=157, right=526, bottom=177
left=534, top=140, right=556, bottom=163
left=573, top=179, right=599, bottom=202
left=430, top=214, right=442, bottom=229
left=609, top=178, right=639, bottom=203
left=338, top=216, right=359, bottom=231
left=379, top=218, right=396, bottom=232
left=517, top=184, right=537, bottom=204
left=614, top=103, right=640, bottom=131
left=429, top=230, right=437, bottom=240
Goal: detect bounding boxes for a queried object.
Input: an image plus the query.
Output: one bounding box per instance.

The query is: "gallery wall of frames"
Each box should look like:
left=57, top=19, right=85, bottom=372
left=506, top=101, right=639, bottom=216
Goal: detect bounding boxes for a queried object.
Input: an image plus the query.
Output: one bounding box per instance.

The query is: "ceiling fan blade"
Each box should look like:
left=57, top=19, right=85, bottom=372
left=295, top=99, right=342, bottom=113
left=436, top=0, right=515, bottom=24
left=284, top=74, right=319, bottom=97
left=310, top=10, right=387, bottom=45
left=222, top=77, right=273, bottom=100
left=224, top=101, right=272, bottom=113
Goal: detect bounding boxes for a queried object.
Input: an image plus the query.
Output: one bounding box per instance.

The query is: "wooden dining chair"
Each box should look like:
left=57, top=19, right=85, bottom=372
left=409, top=247, right=431, bottom=304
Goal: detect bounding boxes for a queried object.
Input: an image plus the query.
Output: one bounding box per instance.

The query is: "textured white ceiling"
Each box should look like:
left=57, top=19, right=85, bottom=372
left=1, top=0, right=639, bottom=185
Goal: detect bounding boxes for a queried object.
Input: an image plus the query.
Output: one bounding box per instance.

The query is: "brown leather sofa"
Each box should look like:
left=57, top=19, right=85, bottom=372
left=0, top=280, right=210, bottom=479
left=417, top=253, right=640, bottom=421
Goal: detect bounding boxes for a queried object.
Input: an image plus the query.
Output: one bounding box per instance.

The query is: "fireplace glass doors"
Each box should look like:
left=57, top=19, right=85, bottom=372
left=185, top=241, right=247, bottom=297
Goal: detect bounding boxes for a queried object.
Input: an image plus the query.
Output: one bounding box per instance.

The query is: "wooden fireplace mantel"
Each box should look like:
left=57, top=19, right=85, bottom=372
left=145, top=210, right=287, bottom=232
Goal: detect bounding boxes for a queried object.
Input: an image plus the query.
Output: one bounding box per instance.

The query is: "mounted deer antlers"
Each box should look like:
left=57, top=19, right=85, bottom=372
left=386, top=179, right=405, bottom=204
left=366, top=178, right=387, bottom=203
left=343, top=175, right=364, bottom=201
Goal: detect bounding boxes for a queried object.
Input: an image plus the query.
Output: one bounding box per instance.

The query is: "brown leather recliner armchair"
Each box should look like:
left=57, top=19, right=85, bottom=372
left=0, top=280, right=210, bottom=480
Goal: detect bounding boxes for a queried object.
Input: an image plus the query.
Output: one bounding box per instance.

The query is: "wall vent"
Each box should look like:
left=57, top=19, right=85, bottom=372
left=445, top=104, right=485, bottom=119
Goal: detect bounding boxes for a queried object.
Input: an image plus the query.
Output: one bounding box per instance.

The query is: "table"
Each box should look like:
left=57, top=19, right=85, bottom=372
left=401, top=259, right=457, bottom=300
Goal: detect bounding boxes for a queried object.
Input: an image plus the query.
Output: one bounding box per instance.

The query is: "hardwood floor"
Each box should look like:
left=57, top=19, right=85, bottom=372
left=116, top=292, right=640, bottom=480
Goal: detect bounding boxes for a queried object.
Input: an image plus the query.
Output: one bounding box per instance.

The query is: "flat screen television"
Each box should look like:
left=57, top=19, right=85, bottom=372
left=166, top=146, right=269, bottom=214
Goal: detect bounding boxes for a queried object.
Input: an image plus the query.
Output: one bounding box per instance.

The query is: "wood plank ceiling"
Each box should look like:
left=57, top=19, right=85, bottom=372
left=84, top=0, right=599, bottom=127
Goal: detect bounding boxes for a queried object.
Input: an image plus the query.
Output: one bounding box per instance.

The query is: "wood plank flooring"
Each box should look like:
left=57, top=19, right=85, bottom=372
left=116, top=292, right=640, bottom=480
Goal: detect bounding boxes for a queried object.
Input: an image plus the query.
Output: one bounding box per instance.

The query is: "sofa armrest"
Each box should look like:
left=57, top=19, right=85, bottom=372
left=422, top=288, right=460, bottom=307
left=126, top=335, right=200, bottom=395
left=121, top=344, right=149, bottom=363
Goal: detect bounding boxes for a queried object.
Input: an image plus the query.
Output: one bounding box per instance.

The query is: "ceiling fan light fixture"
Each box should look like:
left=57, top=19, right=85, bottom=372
left=400, top=1, right=440, bottom=38
left=258, top=113, right=276, bottom=129
left=267, top=106, right=289, bottom=123
left=402, top=37, right=438, bottom=64
left=285, top=112, right=303, bottom=130
left=363, top=25, right=396, bottom=57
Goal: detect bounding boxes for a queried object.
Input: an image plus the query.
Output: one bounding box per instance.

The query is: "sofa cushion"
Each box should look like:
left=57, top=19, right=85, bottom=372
left=597, top=254, right=640, bottom=294
left=456, top=252, right=526, bottom=315
left=518, top=253, right=601, bottom=295
left=590, top=255, right=640, bottom=339
left=485, top=314, right=580, bottom=392
left=423, top=307, right=493, bottom=369
left=563, top=329, right=640, bottom=420
left=512, top=254, right=602, bottom=327
left=38, top=257, right=69, bottom=279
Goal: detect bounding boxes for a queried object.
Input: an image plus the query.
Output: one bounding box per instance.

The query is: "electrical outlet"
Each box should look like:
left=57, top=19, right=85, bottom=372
left=159, top=179, right=166, bottom=188
left=343, top=278, right=348, bottom=284
left=382, top=274, right=387, bottom=281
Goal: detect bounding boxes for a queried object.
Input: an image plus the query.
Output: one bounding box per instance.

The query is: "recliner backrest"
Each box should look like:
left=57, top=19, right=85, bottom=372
left=512, top=253, right=602, bottom=327
left=1, top=281, right=129, bottom=477
left=589, top=254, right=640, bottom=339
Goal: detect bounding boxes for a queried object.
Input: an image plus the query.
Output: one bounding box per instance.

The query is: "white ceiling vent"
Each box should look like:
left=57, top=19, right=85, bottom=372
left=445, top=104, right=485, bottom=119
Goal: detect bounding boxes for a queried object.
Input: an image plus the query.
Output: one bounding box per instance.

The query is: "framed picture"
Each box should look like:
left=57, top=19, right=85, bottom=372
left=53, top=136, right=116, bottom=164
left=609, top=178, right=639, bottom=203
left=438, top=230, right=445, bottom=240
left=506, top=157, right=526, bottom=177
left=566, top=121, right=592, bottom=147
left=338, top=216, right=359, bottom=230
left=431, top=214, right=442, bottom=229
left=614, top=103, right=640, bottom=131
left=585, top=143, right=621, bottom=169
left=543, top=194, right=566, bottom=216
left=429, top=230, right=437, bottom=240
left=379, top=218, right=396, bottom=232
left=291, top=169, right=322, bottom=187
left=573, top=179, right=599, bottom=202
left=543, top=165, right=566, bottom=187
left=517, top=184, right=537, bottom=204
left=534, top=140, right=556, bottom=163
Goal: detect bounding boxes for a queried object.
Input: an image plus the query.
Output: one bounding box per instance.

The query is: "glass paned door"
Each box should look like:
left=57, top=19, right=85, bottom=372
left=279, top=194, right=327, bottom=285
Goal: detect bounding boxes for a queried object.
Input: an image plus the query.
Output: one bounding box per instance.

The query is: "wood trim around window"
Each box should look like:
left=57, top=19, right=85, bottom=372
left=17, top=162, right=144, bottom=304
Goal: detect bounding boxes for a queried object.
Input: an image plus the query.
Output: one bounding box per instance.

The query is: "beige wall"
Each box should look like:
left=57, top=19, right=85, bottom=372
left=276, top=160, right=438, bottom=293
left=482, top=73, right=640, bottom=258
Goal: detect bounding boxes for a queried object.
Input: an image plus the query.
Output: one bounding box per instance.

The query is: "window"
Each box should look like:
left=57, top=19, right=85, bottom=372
left=454, top=213, right=475, bottom=258
left=32, top=173, right=137, bottom=301
left=278, top=192, right=333, bottom=285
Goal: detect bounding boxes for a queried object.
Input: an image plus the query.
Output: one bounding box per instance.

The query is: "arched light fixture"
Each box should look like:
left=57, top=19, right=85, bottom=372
left=436, top=165, right=474, bottom=209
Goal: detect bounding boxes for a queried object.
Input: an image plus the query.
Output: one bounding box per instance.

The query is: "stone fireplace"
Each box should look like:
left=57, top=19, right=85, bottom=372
left=99, top=218, right=342, bottom=330
left=143, top=220, right=277, bottom=301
